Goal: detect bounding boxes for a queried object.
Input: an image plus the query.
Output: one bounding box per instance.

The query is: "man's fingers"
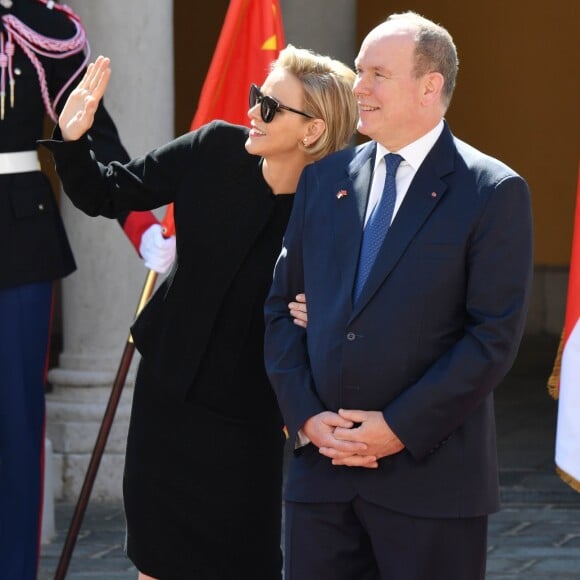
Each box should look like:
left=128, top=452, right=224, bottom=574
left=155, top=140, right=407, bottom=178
left=290, top=310, right=307, bottom=327
left=289, top=306, right=306, bottom=318
left=318, top=439, right=367, bottom=456
left=317, top=411, right=354, bottom=430
left=318, top=446, right=376, bottom=459
left=333, top=426, right=363, bottom=441
left=331, top=454, right=379, bottom=468
left=338, top=408, right=368, bottom=423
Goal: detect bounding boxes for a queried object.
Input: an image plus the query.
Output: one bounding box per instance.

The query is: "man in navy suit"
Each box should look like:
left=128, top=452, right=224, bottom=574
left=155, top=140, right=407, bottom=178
left=265, top=11, right=533, bottom=580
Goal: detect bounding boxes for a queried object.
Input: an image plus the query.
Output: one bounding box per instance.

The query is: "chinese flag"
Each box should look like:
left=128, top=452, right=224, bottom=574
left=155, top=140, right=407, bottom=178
left=191, top=0, right=285, bottom=130
left=548, top=163, right=580, bottom=492
left=162, top=0, right=285, bottom=235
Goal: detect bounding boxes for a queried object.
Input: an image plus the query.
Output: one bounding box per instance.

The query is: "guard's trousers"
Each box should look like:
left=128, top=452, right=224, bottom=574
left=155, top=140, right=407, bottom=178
left=0, top=282, right=52, bottom=580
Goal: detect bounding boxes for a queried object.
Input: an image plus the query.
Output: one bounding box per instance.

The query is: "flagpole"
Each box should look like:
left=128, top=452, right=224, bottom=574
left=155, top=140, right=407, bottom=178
left=53, top=268, right=158, bottom=580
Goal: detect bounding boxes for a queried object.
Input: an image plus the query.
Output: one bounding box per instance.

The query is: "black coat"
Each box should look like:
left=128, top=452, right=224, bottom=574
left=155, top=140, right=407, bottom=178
left=45, top=121, right=288, bottom=578
left=46, top=121, right=284, bottom=402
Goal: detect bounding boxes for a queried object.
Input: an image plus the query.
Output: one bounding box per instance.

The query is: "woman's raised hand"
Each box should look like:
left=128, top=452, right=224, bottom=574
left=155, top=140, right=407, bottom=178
left=59, top=55, right=111, bottom=141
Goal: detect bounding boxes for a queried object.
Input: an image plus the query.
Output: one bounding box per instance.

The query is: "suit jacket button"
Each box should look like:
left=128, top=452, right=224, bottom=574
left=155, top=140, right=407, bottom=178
left=346, top=332, right=356, bottom=341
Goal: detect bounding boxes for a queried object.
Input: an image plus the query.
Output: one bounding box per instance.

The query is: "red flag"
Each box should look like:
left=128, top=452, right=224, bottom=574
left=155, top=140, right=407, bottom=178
left=549, top=163, right=580, bottom=492
left=191, top=0, right=285, bottom=130
left=161, top=0, right=284, bottom=235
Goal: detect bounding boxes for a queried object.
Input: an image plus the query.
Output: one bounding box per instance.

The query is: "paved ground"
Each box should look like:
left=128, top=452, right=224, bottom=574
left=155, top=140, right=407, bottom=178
left=39, top=334, right=580, bottom=579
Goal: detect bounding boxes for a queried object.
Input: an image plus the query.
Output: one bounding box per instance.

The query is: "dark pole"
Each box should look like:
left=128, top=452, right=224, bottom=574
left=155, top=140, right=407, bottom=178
left=53, top=269, right=158, bottom=580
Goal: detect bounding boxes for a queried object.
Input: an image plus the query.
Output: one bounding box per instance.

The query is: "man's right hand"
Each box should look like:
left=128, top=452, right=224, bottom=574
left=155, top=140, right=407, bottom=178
left=302, top=411, right=375, bottom=465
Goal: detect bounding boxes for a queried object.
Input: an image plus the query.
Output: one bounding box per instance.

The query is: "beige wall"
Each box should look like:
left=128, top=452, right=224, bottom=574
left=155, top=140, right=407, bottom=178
left=175, top=1, right=579, bottom=266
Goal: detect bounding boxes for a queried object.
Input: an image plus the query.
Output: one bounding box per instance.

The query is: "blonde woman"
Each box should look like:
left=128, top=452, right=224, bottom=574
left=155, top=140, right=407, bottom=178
left=44, top=45, right=357, bottom=580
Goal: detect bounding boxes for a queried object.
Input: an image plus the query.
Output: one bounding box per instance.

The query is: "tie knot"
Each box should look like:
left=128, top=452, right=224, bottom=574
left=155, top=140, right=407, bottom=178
left=385, top=153, right=403, bottom=175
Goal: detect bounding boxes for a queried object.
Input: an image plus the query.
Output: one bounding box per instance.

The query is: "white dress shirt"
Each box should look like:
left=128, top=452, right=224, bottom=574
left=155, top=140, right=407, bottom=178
left=364, top=119, right=445, bottom=227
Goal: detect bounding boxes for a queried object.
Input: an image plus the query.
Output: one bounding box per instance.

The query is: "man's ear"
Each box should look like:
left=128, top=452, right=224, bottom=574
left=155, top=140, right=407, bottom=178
left=422, top=72, right=444, bottom=107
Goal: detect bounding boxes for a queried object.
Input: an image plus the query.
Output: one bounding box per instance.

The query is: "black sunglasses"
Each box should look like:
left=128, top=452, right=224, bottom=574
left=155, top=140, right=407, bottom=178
left=249, top=83, right=314, bottom=123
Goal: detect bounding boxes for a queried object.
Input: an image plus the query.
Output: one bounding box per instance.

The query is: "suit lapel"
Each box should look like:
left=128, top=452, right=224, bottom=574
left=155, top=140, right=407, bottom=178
left=333, top=142, right=376, bottom=299
left=350, top=126, right=456, bottom=318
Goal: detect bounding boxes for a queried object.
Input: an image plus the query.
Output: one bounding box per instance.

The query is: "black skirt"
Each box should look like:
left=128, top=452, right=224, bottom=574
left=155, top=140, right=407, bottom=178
left=123, top=357, right=285, bottom=580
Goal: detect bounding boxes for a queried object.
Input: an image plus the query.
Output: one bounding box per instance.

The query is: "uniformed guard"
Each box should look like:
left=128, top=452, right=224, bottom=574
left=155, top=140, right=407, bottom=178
left=0, top=2, right=174, bottom=577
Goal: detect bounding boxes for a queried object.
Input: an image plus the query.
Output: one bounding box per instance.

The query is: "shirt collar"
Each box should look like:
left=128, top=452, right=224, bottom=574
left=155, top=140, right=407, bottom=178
left=374, top=119, right=445, bottom=172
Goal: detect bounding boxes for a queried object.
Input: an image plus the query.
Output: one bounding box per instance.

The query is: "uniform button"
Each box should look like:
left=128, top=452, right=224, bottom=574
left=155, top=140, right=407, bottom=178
left=346, top=332, right=356, bottom=341
left=38, top=203, right=44, bottom=211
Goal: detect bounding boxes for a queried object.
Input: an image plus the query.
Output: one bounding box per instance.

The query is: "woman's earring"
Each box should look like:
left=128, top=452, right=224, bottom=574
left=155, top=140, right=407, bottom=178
left=303, top=138, right=308, bottom=146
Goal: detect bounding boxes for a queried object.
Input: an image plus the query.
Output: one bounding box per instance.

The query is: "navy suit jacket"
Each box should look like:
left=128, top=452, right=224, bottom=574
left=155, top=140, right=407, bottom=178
left=264, top=123, right=534, bottom=518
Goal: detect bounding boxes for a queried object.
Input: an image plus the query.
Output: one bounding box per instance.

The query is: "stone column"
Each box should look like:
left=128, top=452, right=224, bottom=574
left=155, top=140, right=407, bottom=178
left=46, top=0, right=174, bottom=501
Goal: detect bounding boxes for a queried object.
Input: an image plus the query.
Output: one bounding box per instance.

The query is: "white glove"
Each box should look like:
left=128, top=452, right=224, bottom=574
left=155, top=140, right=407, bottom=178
left=139, top=224, right=176, bottom=274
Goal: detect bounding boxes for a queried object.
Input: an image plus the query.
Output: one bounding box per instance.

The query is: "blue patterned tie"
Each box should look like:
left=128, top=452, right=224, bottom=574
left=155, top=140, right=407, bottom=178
left=353, top=153, right=403, bottom=302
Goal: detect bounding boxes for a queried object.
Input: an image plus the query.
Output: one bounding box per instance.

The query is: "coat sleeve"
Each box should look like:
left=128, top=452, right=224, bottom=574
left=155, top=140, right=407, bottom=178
left=41, top=128, right=194, bottom=218
left=264, top=166, right=327, bottom=439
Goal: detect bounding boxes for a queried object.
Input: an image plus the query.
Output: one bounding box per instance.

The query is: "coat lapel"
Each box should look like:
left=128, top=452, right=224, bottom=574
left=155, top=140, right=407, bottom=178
left=350, top=125, right=456, bottom=319
left=226, top=157, right=274, bottom=257
left=189, top=154, right=274, bottom=288
left=332, top=142, right=376, bottom=300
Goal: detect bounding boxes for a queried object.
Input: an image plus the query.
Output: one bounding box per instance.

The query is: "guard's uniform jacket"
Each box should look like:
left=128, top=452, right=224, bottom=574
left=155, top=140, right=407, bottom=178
left=0, top=3, right=139, bottom=579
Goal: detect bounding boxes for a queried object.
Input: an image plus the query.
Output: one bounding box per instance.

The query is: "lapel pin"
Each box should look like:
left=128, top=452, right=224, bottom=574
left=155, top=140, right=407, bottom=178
left=431, top=192, right=437, bottom=198
left=336, top=189, right=348, bottom=199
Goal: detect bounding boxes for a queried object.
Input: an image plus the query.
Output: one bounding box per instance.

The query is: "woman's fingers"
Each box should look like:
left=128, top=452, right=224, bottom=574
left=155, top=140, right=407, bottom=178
left=93, top=64, right=111, bottom=102
left=82, top=57, right=110, bottom=102
left=79, top=56, right=109, bottom=96
left=58, top=57, right=111, bottom=140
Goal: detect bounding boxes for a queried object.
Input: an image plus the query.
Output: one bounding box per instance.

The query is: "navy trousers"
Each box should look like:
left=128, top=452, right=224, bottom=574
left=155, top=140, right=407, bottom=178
left=285, top=497, right=488, bottom=580
left=0, top=282, right=52, bottom=580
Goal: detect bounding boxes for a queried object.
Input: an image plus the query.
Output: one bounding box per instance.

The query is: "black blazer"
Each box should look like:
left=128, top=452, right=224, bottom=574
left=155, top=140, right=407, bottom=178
left=265, top=122, right=534, bottom=518
left=45, top=121, right=279, bottom=400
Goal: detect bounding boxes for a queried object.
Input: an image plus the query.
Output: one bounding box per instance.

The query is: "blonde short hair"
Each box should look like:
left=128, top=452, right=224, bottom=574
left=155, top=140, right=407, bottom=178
left=272, top=44, right=358, bottom=161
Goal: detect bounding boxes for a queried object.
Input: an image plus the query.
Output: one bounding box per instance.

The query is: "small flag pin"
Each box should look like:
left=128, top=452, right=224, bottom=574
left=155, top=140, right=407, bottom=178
left=336, top=189, right=348, bottom=199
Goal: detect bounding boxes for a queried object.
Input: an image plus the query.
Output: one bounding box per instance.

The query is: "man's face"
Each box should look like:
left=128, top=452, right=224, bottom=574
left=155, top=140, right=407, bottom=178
left=354, top=24, right=427, bottom=151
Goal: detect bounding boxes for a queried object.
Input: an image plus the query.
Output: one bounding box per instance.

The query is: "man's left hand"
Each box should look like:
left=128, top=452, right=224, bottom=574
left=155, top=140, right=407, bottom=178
left=326, top=409, right=405, bottom=467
